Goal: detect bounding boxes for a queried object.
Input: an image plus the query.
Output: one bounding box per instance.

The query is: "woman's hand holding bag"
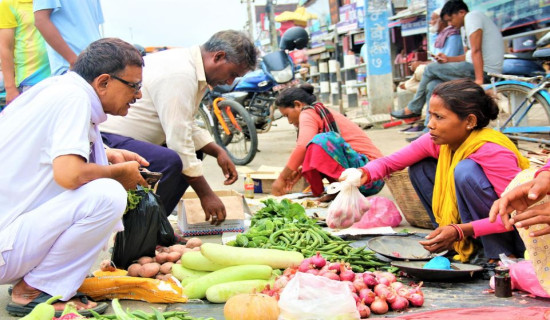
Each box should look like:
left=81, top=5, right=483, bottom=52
left=326, top=168, right=370, bottom=229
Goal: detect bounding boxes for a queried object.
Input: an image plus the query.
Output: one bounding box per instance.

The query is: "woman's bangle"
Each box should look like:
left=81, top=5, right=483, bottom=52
left=449, top=224, right=464, bottom=242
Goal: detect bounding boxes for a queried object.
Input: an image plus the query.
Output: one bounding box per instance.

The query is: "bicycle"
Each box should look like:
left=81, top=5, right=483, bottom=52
left=195, top=88, right=258, bottom=165
left=485, top=46, right=550, bottom=146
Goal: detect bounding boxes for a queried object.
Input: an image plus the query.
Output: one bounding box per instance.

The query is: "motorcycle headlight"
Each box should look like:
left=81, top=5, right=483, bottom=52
left=271, top=65, right=294, bottom=83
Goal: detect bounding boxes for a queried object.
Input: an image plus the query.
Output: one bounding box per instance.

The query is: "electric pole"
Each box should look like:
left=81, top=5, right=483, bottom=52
left=241, top=0, right=254, bottom=39
left=266, top=0, right=278, bottom=52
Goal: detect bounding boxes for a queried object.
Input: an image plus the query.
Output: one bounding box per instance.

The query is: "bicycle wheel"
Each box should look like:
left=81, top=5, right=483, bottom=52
left=492, top=83, right=550, bottom=142
left=194, top=104, right=213, bottom=135
left=212, top=99, right=258, bottom=165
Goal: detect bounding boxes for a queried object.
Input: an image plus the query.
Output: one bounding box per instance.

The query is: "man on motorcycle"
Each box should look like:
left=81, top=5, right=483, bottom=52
left=100, top=30, right=258, bottom=225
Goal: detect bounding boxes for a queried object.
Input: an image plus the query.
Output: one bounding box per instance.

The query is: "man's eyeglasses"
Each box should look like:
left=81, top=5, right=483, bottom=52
left=110, top=75, right=142, bottom=94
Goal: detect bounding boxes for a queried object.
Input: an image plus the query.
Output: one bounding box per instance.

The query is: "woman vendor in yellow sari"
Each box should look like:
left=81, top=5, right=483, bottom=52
left=358, top=79, right=530, bottom=262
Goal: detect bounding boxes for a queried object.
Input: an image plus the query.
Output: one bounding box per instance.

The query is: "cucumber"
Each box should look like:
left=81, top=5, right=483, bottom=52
left=205, top=279, right=270, bottom=303
left=201, top=243, right=304, bottom=269
left=183, top=265, right=272, bottom=299
left=171, top=264, right=210, bottom=286
left=180, top=251, right=226, bottom=271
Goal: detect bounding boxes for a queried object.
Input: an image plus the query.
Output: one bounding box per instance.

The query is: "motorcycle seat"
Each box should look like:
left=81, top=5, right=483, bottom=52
left=212, top=78, right=242, bottom=93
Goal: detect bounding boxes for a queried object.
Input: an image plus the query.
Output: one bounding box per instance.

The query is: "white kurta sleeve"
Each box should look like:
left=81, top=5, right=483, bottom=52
left=149, top=72, right=205, bottom=177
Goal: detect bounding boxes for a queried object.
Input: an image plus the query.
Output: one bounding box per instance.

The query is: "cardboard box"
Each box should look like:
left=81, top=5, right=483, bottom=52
left=240, top=165, right=308, bottom=194
left=177, top=190, right=249, bottom=236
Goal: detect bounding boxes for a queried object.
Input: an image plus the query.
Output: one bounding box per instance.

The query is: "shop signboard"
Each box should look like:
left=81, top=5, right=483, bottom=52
left=336, top=3, right=358, bottom=33
left=364, top=0, right=391, bottom=76
left=401, top=15, right=427, bottom=37
left=310, top=29, right=329, bottom=48
left=465, top=0, right=550, bottom=32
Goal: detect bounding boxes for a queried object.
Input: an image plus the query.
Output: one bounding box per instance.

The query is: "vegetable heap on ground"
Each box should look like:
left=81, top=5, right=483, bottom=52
left=263, top=253, right=424, bottom=318
left=227, top=198, right=391, bottom=273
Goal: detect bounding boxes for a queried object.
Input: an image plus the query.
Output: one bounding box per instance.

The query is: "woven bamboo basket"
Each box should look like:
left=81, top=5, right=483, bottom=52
left=384, top=168, right=435, bottom=229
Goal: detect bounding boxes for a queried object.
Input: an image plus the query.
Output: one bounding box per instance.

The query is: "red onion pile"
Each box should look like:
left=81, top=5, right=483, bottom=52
left=262, top=253, right=425, bottom=318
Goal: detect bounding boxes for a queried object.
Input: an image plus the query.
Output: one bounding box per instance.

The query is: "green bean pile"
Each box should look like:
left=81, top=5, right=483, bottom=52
left=89, top=299, right=215, bottom=320
left=228, top=199, right=389, bottom=273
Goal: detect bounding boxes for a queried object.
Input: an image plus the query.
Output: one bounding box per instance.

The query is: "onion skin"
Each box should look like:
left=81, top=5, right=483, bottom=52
left=363, top=273, right=378, bottom=288
left=305, top=269, right=319, bottom=276
left=374, top=284, right=390, bottom=298
left=359, top=288, right=375, bottom=305
left=390, top=281, right=404, bottom=291
left=390, top=295, right=409, bottom=311
left=353, top=278, right=367, bottom=292
left=340, top=266, right=356, bottom=282
left=357, top=300, right=371, bottom=318
left=377, top=276, right=390, bottom=286
left=322, top=271, right=340, bottom=281
left=408, top=293, right=424, bottom=307
left=311, top=252, right=326, bottom=268
left=370, top=296, right=389, bottom=314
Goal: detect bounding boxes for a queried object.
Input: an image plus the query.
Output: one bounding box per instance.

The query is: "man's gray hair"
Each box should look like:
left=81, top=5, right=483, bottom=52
left=73, top=38, right=144, bottom=83
left=202, top=30, right=258, bottom=70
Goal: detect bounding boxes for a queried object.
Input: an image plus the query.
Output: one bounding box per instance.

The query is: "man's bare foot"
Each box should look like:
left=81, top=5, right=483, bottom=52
left=11, top=279, right=97, bottom=311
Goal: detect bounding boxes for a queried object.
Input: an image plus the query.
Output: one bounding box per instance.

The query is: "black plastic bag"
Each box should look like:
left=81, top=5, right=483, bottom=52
left=111, top=186, right=176, bottom=269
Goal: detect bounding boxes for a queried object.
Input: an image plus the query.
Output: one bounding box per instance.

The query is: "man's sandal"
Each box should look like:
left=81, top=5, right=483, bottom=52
left=6, top=291, right=108, bottom=317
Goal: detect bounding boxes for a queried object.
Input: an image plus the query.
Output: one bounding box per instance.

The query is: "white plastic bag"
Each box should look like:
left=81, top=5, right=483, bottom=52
left=326, top=168, right=369, bottom=229
left=278, top=272, right=360, bottom=320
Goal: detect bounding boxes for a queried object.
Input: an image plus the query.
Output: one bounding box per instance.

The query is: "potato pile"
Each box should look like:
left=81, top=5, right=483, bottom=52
left=126, top=237, right=203, bottom=280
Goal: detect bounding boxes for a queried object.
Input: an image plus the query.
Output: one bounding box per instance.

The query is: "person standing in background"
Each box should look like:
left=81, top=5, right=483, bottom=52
left=34, top=0, right=103, bottom=75
left=0, top=0, right=50, bottom=105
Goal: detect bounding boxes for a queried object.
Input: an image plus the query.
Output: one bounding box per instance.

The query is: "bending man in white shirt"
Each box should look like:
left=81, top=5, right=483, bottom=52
left=100, top=30, right=258, bottom=225
left=0, top=38, right=148, bottom=317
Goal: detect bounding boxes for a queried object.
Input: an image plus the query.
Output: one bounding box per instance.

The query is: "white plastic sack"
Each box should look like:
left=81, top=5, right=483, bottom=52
left=278, top=272, right=360, bottom=320
left=326, top=168, right=369, bottom=229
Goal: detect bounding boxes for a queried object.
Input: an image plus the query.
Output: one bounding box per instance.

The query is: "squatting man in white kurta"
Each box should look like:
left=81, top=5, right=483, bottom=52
left=0, top=38, right=150, bottom=317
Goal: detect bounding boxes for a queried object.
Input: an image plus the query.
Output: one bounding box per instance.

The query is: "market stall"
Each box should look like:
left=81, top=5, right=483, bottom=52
left=23, top=191, right=549, bottom=320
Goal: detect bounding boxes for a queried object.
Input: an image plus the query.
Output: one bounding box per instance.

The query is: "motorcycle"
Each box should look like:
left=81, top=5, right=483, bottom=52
left=211, top=27, right=310, bottom=134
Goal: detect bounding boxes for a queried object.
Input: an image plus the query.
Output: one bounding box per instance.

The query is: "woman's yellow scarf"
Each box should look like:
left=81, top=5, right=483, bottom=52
left=432, top=128, right=530, bottom=262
